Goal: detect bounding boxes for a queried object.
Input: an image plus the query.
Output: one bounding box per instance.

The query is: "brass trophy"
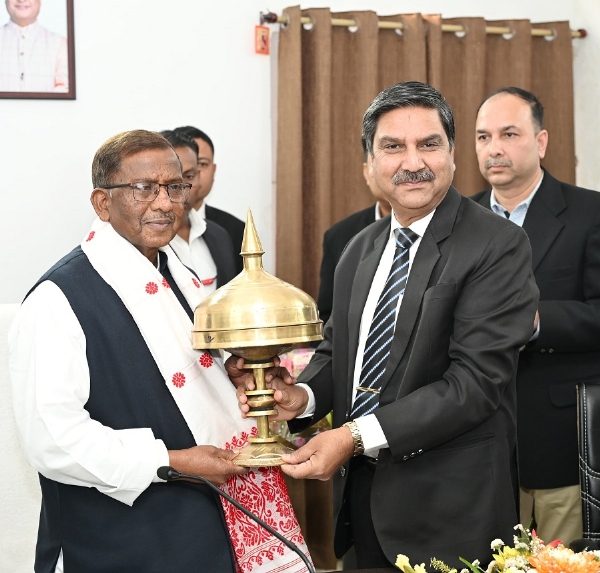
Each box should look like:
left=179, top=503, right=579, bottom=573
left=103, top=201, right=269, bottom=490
left=192, top=211, right=323, bottom=467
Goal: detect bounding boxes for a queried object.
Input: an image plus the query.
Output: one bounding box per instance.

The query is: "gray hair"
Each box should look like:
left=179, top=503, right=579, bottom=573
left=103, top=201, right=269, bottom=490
left=362, top=81, right=455, bottom=155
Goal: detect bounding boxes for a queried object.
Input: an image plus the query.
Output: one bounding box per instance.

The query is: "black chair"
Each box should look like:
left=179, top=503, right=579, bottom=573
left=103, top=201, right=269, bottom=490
left=570, top=383, right=600, bottom=552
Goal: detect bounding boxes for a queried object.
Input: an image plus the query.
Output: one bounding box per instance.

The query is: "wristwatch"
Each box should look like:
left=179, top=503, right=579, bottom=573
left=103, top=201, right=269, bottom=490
left=343, top=420, right=365, bottom=456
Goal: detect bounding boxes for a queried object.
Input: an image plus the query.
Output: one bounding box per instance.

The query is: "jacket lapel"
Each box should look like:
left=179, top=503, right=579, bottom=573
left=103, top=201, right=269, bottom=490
left=346, top=223, right=389, bottom=405
left=522, top=171, right=566, bottom=271
left=202, top=222, right=224, bottom=287
left=379, top=187, right=461, bottom=391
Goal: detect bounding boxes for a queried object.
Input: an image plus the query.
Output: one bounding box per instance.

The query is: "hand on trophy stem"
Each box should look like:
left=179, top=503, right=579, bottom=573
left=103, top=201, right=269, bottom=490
left=167, top=445, right=247, bottom=485
left=237, top=372, right=309, bottom=421
left=280, top=427, right=354, bottom=480
left=225, top=355, right=296, bottom=391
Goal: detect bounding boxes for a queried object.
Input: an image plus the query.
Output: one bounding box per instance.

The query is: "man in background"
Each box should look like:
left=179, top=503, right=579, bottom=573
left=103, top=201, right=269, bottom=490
left=472, top=86, right=600, bottom=545
left=175, top=125, right=245, bottom=273
left=160, top=129, right=237, bottom=291
left=0, top=0, right=68, bottom=92
left=317, top=140, right=392, bottom=324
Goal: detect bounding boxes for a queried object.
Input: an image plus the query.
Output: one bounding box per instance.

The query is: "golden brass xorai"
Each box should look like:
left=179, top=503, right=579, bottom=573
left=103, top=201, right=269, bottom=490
left=192, top=210, right=323, bottom=466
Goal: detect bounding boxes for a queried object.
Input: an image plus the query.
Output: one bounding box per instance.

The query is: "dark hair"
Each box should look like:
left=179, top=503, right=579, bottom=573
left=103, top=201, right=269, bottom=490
left=159, top=129, right=199, bottom=155
left=174, top=126, right=214, bottom=155
left=478, top=86, right=544, bottom=132
left=92, top=129, right=175, bottom=188
left=362, top=81, right=455, bottom=155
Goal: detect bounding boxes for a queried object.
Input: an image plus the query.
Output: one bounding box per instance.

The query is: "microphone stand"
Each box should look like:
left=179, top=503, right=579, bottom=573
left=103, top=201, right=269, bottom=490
left=157, top=466, right=315, bottom=573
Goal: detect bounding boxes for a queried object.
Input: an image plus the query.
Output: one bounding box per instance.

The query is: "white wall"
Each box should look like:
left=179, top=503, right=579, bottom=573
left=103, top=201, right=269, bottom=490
left=1, top=0, right=594, bottom=303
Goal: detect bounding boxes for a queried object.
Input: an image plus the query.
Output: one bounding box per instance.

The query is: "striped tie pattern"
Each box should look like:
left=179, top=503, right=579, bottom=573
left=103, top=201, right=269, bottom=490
left=349, top=227, right=419, bottom=419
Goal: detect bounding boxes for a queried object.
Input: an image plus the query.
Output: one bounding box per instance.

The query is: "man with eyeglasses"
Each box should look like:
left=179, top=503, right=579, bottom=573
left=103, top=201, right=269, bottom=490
left=8, top=130, right=309, bottom=573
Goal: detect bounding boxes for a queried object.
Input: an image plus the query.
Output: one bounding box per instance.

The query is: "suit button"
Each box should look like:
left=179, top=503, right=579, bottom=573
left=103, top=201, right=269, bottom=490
left=548, top=348, right=554, bottom=353
left=402, top=455, right=409, bottom=461
left=540, top=349, right=546, bottom=353
left=417, top=449, right=423, bottom=455
left=340, top=466, right=346, bottom=477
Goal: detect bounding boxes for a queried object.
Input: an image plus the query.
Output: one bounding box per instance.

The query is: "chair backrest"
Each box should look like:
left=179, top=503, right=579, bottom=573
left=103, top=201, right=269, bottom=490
left=577, top=382, right=600, bottom=539
left=0, top=303, right=41, bottom=572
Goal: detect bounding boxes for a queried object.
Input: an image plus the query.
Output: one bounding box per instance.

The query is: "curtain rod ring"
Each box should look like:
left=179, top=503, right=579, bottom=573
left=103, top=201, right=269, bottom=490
left=543, top=27, right=558, bottom=42
left=347, top=15, right=360, bottom=33
left=502, top=25, right=516, bottom=40
left=302, top=16, right=314, bottom=31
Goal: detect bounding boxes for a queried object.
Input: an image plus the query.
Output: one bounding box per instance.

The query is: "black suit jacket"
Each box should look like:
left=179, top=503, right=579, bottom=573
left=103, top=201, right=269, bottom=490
left=293, top=187, right=539, bottom=567
left=471, top=170, right=600, bottom=489
left=203, top=219, right=238, bottom=287
left=205, top=205, right=245, bottom=274
left=317, top=205, right=377, bottom=324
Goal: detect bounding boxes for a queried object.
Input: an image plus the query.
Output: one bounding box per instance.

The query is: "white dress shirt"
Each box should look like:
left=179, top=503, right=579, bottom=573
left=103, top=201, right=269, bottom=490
left=0, top=20, right=68, bottom=92
left=300, top=210, right=434, bottom=456
left=489, top=172, right=543, bottom=341
left=170, top=207, right=218, bottom=294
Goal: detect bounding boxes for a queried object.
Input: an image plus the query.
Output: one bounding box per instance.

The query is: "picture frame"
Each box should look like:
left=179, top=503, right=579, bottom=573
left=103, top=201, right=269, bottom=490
left=0, top=0, right=75, bottom=99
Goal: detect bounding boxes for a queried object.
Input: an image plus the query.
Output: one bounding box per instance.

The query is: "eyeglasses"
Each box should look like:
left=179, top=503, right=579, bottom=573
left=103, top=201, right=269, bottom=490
left=103, top=182, right=191, bottom=203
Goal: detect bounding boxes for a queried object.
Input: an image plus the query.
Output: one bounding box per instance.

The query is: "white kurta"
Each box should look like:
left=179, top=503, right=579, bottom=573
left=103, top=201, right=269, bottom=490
left=0, top=20, right=68, bottom=92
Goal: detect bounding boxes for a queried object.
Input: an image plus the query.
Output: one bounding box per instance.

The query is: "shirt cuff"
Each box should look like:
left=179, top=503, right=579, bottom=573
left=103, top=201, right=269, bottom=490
left=355, top=414, right=388, bottom=457
left=530, top=318, right=540, bottom=341
left=296, top=383, right=315, bottom=418
left=153, top=440, right=170, bottom=483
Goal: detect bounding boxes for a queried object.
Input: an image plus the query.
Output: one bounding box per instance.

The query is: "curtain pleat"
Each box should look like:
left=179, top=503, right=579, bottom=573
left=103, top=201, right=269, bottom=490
left=276, top=5, right=303, bottom=289
left=438, top=18, right=487, bottom=196
left=531, top=22, right=575, bottom=184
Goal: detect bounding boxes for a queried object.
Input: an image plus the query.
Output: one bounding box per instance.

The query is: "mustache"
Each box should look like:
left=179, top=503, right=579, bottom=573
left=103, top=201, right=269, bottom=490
left=391, top=167, right=435, bottom=185
left=485, top=158, right=512, bottom=169
left=142, top=213, right=176, bottom=223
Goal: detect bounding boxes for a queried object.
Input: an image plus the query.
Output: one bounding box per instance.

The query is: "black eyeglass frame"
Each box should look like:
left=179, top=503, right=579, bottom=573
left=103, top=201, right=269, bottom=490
left=102, top=182, right=191, bottom=203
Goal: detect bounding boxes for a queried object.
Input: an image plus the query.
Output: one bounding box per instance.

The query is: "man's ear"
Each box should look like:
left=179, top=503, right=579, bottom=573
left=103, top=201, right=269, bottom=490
left=90, top=189, right=111, bottom=222
left=537, top=129, right=549, bottom=160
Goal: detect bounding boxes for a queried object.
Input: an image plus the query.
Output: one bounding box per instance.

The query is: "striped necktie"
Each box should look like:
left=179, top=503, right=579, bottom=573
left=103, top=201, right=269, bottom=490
left=349, top=227, right=419, bottom=419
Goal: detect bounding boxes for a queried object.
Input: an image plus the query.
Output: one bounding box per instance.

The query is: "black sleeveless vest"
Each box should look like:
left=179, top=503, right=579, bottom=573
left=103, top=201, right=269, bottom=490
left=29, top=247, right=235, bottom=573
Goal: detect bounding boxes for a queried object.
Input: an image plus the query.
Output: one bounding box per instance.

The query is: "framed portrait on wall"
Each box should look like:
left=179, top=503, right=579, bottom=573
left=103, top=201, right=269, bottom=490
left=0, top=0, right=75, bottom=99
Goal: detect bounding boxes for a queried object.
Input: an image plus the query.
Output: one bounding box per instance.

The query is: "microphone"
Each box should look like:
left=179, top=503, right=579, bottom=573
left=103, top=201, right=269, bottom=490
left=157, top=466, right=315, bottom=573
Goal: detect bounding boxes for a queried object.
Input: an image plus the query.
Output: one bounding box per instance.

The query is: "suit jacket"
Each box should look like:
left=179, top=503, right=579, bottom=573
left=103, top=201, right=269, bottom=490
left=203, top=219, right=238, bottom=286
left=205, top=205, right=245, bottom=274
left=317, top=205, right=377, bottom=324
left=292, top=187, right=539, bottom=568
left=471, top=170, right=600, bottom=489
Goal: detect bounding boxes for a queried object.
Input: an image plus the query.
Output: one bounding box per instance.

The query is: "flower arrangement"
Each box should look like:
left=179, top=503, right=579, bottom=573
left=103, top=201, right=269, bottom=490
left=395, top=524, right=600, bottom=573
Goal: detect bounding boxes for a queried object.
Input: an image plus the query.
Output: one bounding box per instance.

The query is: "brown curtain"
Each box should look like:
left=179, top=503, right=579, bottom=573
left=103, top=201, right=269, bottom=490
left=276, top=7, right=576, bottom=299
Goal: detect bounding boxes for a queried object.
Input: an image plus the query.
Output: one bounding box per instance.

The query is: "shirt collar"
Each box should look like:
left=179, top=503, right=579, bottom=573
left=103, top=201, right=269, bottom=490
left=187, top=206, right=207, bottom=241
left=7, top=19, right=40, bottom=33
left=490, top=171, right=544, bottom=215
left=390, top=208, right=435, bottom=240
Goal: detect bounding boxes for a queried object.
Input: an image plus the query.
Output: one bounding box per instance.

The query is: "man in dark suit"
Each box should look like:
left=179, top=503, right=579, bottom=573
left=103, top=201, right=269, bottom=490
left=238, top=81, right=539, bottom=569
left=317, top=142, right=392, bottom=324
left=175, top=126, right=245, bottom=273
left=160, top=130, right=237, bottom=290
left=472, top=86, right=600, bottom=545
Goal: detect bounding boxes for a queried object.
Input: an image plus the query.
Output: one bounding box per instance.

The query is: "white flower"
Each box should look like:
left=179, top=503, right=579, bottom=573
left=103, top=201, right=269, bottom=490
left=491, top=539, right=505, bottom=550
left=396, top=554, right=411, bottom=572
left=414, top=563, right=427, bottom=573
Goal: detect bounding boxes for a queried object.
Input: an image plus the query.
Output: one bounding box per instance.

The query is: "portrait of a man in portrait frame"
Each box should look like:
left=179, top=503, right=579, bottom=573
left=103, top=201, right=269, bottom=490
left=0, top=0, right=75, bottom=99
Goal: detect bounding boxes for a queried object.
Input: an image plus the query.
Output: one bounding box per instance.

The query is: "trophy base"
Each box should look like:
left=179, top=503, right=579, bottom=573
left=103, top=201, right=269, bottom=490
left=233, top=440, right=295, bottom=467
